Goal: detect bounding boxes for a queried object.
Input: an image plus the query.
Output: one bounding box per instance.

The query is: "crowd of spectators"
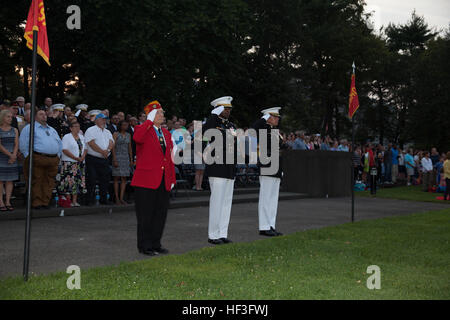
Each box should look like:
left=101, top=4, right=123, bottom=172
left=0, top=96, right=449, bottom=212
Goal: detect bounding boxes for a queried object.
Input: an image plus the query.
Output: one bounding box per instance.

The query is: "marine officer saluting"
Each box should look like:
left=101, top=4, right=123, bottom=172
left=252, top=107, right=283, bottom=237
left=203, top=96, right=237, bottom=245
left=131, top=101, right=176, bottom=256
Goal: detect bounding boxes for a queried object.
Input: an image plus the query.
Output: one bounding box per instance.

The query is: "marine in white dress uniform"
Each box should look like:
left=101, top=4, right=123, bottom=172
left=252, top=107, right=283, bottom=237
left=202, top=96, right=237, bottom=245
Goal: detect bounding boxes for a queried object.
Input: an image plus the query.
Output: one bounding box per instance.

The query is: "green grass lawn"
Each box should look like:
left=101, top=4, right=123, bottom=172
left=357, top=185, right=450, bottom=204
left=1, top=209, right=449, bottom=300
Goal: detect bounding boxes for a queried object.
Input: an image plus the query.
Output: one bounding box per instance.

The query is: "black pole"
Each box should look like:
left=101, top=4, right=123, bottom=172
left=351, top=115, right=355, bottom=223
left=23, top=29, right=38, bottom=282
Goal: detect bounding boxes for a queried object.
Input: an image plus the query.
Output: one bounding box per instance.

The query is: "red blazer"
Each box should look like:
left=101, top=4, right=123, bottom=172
left=131, top=120, right=176, bottom=191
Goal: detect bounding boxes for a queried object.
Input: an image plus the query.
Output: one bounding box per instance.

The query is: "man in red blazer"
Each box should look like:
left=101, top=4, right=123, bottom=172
left=131, top=101, right=176, bottom=256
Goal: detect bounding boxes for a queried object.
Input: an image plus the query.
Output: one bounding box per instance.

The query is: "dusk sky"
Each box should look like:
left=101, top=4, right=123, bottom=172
left=364, top=0, right=450, bottom=33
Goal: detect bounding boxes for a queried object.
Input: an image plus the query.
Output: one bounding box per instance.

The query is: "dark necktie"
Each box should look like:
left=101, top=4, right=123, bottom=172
left=158, top=128, right=166, bottom=154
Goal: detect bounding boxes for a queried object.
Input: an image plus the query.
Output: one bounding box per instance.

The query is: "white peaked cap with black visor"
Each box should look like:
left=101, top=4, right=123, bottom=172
left=210, top=96, right=233, bottom=115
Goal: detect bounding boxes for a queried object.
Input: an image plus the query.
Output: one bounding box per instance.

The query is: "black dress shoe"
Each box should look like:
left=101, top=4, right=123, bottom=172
left=271, top=227, right=283, bottom=236
left=208, top=238, right=224, bottom=245
left=153, top=247, right=169, bottom=254
left=220, top=238, right=232, bottom=244
left=259, top=229, right=277, bottom=237
left=139, top=249, right=157, bottom=256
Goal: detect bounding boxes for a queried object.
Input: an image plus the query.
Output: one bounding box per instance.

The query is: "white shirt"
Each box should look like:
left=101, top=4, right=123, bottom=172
left=421, top=157, right=433, bottom=172
left=61, top=133, right=86, bottom=162
left=84, top=125, right=114, bottom=158
left=398, top=154, right=405, bottom=166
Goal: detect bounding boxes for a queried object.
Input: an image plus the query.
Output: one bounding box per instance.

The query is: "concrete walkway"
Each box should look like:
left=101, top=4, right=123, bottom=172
left=0, top=196, right=448, bottom=278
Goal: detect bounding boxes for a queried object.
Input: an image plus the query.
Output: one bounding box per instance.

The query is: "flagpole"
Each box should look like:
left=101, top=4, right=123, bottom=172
left=351, top=62, right=356, bottom=223
left=23, top=29, right=38, bottom=282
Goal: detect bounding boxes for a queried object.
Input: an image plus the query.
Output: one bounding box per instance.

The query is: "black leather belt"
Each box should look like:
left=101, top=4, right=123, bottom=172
left=33, top=151, right=58, bottom=158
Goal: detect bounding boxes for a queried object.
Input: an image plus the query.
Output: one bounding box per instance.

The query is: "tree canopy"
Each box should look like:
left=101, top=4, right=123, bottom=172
left=1, top=0, right=449, bottom=150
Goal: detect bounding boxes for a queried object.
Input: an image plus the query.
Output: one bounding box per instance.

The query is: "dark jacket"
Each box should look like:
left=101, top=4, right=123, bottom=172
left=202, top=114, right=237, bottom=179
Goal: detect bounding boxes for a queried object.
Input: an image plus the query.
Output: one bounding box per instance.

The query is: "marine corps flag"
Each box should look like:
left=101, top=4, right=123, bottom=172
left=24, top=0, right=50, bottom=66
left=348, top=67, right=359, bottom=118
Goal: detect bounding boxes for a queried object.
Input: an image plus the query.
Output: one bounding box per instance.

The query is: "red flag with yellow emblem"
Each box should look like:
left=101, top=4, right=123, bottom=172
left=24, top=0, right=50, bottom=66
left=348, top=72, right=359, bottom=118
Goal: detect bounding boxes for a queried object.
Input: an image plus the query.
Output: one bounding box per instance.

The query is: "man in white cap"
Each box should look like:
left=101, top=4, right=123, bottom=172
left=203, top=96, right=237, bottom=245
left=251, top=107, right=283, bottom=237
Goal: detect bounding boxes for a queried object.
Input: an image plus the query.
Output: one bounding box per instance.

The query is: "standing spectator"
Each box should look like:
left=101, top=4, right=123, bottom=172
left=352, top=145, right=362, bottom=182
left=58, top=121, right=87, bottom=207
left=320, top=136, right=331, bottom=151
left=398, top=149, right=406, bottom=181
left=338, top=140, right=349, bottom=152
left=179, top=118, right=187, bottom=130
left=384, top=144, right=392, bottom=183
left=444, top=152, right=450, bottom=201
left=63, top=106, right=72, bottom=122
left=0, top=110, right=19, bottom=211
left=435, top=155, right=445, bottom=187
left=405, top=149, right=415, bottom=186
left=117, top=111, right=125, bottom=122
left=292, top=131, right=307, bottom=150
left=421, top=152, right=433, bottom=192
left=19, top=109, right=31, bottom=132
left=43, top=97, right=52, bottom=110
left=15, top=96, right=26, bottom=116
left=138, top=112, right=146, bottom=125
left=84, top=113, right=114, bottom=205
left=75, top=104, right=92, bottom=134
left=112, top=120, right=132, bottom=205
left=391, top=144, right=399, bottom=183
left=375, top=144, right=384, bottom=184
left=330, top=140, right=339, bottom=151
left=109, top=114, right=119, bottom=133
left=9, top=102, right=20, bottom=129
left=430, top=147, right=440, bottom=187
left=19, top=109, right=62, bottom=209
left=128, top=117, right=138, bottom=160
left=414, top=150, right=421, bottom=183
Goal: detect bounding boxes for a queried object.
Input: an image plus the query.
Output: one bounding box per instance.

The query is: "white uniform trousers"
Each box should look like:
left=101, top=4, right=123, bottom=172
left=258, top=176, right=281, bottom=231
left=208, top=177, right=235, bottom=239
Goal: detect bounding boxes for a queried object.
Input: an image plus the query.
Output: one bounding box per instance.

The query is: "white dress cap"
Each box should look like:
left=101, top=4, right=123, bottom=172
left=210, top=96, right=233, bottom=108
left=50, top=104, right=65, bottom=111
left=261, top=107, right=281, bottom=117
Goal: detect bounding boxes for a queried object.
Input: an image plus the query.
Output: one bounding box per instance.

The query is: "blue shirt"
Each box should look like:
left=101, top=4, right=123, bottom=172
left=338, top=145, right=349, bottom=152
left=19, top=122, right=62, bottom=158
left=391, top=148, right=399, bottom=165
left=320, top=143, right=330, bottom=151
left=404, top=153, right=414, bottom=169
left=292, top=138, right=307, bottom=150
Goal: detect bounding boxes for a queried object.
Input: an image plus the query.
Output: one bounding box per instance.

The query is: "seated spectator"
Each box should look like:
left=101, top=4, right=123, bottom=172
left=58, top=121, right=87, bottom=207
left=0, top=109, right=19, bottom=211
left=20, top=109, right=62, bottom=210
